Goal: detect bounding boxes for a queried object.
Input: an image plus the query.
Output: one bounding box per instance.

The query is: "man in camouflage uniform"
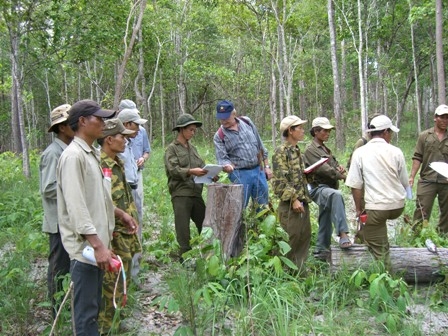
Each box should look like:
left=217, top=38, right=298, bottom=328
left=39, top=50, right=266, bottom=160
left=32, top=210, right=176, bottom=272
left=97, top=119, right=142, bottom=333
left=272, top=116, right=312, bottom=272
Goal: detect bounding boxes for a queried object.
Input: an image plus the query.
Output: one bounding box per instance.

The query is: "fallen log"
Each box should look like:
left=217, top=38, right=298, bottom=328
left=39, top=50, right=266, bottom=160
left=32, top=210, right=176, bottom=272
left=203, top=183, right=244, bottom=259
left=330, top=245, right=448, bottom=284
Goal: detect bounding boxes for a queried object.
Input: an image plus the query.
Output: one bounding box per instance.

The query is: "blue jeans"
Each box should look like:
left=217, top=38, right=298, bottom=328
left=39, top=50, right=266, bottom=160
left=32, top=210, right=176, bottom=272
left=70, top=260, right=103, bottom=336
left=310, top=185, right=349, bottom=251
left=229, top=166, right=269, bottom=209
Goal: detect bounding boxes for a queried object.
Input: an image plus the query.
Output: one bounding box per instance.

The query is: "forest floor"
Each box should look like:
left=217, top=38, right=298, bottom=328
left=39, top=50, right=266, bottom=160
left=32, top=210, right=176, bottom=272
left=26, top=196, right=448, bottom=335
left=27, top=247, right=448, bottom=336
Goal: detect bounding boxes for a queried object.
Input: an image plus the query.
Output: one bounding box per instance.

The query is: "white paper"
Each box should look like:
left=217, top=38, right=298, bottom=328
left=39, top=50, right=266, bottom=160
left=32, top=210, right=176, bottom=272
left=429, top=161, right=448, bottom=179
left=304, top=157, right=329, bottom=174
left=194, top=164, right=223, bottom=184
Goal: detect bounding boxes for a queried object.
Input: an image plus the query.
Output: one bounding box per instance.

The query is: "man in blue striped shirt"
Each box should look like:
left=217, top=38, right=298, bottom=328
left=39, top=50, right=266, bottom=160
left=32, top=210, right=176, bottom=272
left=214, top=100, right=272, bottom=209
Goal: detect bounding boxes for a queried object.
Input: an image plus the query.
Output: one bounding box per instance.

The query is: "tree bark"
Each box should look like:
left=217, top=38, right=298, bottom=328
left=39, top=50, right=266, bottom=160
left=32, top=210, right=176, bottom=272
left=330, top=245, right=447, bottom=284
left=203, top=184, right=244, bottom=259
left=8, top=13, right=30, bottom=177
left=409, top=0, right=422, bottom=134
left=435, top=0, right=446, bottom=104
left=328, top=0, right=345, bottom=150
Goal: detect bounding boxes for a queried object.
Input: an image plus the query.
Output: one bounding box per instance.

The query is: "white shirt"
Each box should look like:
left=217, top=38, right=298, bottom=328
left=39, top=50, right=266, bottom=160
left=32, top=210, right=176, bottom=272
left=345, top=138, right=409, bottom=210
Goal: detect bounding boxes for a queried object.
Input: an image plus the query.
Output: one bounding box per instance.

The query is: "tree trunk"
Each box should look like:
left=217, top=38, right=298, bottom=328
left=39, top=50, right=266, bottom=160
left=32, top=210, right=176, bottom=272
left=409, top=0, right=422, bottom=134
left=203, top=184, right=244, bottom=259
left=330, top=245, right=447, bottom=284
left=357, top=0, right=367, bottom=129
left=435, top=0, right=446, bottom=104
left=328, top=0, right=345, bottom=151
left=270, top=58, right=277, bottom=148
left=9, top=22, right=30, bottom=177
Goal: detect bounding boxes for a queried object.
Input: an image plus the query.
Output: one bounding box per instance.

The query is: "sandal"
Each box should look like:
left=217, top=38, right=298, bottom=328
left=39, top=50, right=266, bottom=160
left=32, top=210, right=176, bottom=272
left=339, top=236, right=352, bottom=249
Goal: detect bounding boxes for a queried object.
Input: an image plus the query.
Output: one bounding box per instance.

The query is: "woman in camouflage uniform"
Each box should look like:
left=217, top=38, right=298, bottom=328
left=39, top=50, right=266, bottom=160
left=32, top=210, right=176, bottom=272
left=164, top=114, right=208, bottom=261
left=271, top=116, right=312, bottom=273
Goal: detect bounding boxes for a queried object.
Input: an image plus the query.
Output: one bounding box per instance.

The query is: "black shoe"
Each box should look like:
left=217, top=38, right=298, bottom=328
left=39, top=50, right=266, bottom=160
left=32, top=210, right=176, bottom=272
left=313, top=249, right=330, bottom=261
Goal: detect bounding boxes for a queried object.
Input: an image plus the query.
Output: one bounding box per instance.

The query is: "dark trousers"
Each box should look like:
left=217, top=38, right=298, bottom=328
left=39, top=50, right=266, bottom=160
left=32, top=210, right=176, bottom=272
left=47, top=232, right=70, bottom=317
left=172, top=196, right=205, bottom=255
left=70, top=260, right=103, bottom=336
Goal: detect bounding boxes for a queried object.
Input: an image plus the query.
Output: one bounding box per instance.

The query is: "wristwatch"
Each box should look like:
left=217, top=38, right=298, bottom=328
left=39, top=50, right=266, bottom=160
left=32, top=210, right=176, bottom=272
left=265, top=165, right=270, bottom=169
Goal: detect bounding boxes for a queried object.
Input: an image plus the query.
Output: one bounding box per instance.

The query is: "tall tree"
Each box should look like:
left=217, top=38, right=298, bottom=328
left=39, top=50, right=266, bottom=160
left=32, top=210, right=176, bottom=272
left=435, top=0, right=445, bottom=104
left=328, top=0, right=345, bottom=150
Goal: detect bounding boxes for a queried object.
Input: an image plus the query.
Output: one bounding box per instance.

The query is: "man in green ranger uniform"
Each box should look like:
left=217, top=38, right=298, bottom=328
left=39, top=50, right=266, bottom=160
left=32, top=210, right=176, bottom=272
left=164, top=114, right=208, bottom=261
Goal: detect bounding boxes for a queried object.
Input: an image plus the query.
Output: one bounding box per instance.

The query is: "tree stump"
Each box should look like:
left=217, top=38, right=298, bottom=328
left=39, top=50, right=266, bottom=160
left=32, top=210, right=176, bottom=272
left=203, top=183, right=244, bottom=259
left=330, top=245, right=448, bottom=283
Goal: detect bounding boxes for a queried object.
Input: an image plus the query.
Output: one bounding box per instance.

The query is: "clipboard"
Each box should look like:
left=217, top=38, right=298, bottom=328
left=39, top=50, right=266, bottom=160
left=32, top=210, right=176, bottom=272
left=304, top=157, right=329, bottom=174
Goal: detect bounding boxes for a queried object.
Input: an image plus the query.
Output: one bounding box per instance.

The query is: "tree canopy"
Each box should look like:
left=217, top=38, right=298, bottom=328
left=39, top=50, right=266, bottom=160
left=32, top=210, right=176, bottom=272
left=0, top=0, right=446, bottom=174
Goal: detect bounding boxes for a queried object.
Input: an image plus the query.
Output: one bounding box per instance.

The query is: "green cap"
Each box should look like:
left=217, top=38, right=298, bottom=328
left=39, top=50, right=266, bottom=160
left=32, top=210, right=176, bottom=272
left=101, top=118, right=135, bottom=138
left=172, top=114, right=202, bottom=131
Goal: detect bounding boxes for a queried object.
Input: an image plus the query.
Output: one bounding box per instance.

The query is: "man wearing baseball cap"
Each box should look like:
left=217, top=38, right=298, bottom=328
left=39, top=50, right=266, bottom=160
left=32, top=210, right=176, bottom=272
left=57, top=100, right=135, bottom=335
left=214, top=100, right=272, bottom=209
left=409, top=104, right=448, bottom=234
left=346, top=115, right=410, bottom=268
left=304, top=117, right=351, bottom=260
left=271, top=116, right=312, bottom=272
left=117, top=106, right=148, bottom=284
left=39, top=103, right=74, bottom=318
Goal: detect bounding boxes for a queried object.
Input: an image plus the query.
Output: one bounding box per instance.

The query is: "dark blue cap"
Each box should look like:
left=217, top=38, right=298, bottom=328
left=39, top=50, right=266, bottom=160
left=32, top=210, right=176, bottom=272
left=216, top=100, right=234, bottom=120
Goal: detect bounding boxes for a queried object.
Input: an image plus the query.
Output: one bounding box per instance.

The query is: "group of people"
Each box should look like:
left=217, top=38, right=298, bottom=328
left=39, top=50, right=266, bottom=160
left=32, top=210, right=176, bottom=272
left=272, top=104, right=448, bottom=273
left=40, top=96, right=448, bottom=334
left=164, top=100, right=272, bottom=261
left=40, top=99, right=150, bottom=334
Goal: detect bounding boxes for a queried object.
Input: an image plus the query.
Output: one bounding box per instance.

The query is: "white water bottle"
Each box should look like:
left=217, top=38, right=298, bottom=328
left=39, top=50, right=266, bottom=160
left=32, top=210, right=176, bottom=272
left=82, top=246, right=97, bottom=263
left=425, top=239, right=437, bottom=253
left=82, top=246, right=121, bottom=272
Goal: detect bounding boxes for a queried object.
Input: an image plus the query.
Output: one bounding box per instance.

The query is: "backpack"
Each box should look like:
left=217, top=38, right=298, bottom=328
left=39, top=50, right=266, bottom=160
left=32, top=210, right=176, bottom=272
left=217, top=116, right=264, bottom=169
left=217, top=116, right=251, bottom=142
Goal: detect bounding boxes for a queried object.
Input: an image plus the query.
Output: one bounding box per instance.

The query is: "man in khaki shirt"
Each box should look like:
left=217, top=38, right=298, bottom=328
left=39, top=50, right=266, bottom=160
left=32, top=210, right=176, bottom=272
left=57, top=100, right=137, bottom=336
left=40, top=104, right=74, bottom=318
left=409, top=104, right=448, bottom=233
left=346, top=115, right=409, bottom=268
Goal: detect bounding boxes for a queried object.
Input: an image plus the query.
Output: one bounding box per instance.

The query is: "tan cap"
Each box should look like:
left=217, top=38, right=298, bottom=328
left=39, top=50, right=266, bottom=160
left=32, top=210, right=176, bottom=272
left=279, top=116, right=307, bottom=134
left=48, top=104, right=71, bottom=132
left=101, top=119, right=136, bottom=138
left=312, top=117, right=334, bottom=129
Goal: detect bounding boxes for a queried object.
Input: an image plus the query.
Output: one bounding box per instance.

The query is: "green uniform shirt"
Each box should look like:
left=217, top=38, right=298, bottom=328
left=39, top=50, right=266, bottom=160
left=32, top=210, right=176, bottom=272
left=164, top=139, right=205, bottom=198
left=271, top=141, right=312, bottom=204
left=303, top=139, right=345, bottom=189
left=100, top=151, right=139, bottom=233
left=412, top=127, right=448, bottom=184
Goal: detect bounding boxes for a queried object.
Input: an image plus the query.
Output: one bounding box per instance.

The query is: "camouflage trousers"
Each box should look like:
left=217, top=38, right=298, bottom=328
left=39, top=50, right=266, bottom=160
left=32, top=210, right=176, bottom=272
left=98, top=231, right=141, bottom=333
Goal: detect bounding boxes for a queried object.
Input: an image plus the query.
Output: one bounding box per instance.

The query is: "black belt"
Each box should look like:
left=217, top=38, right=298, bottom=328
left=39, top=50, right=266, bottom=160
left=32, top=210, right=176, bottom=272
left=235, top=165, right=259, bottom=170
left=128, top=183, right=138, bottom=190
